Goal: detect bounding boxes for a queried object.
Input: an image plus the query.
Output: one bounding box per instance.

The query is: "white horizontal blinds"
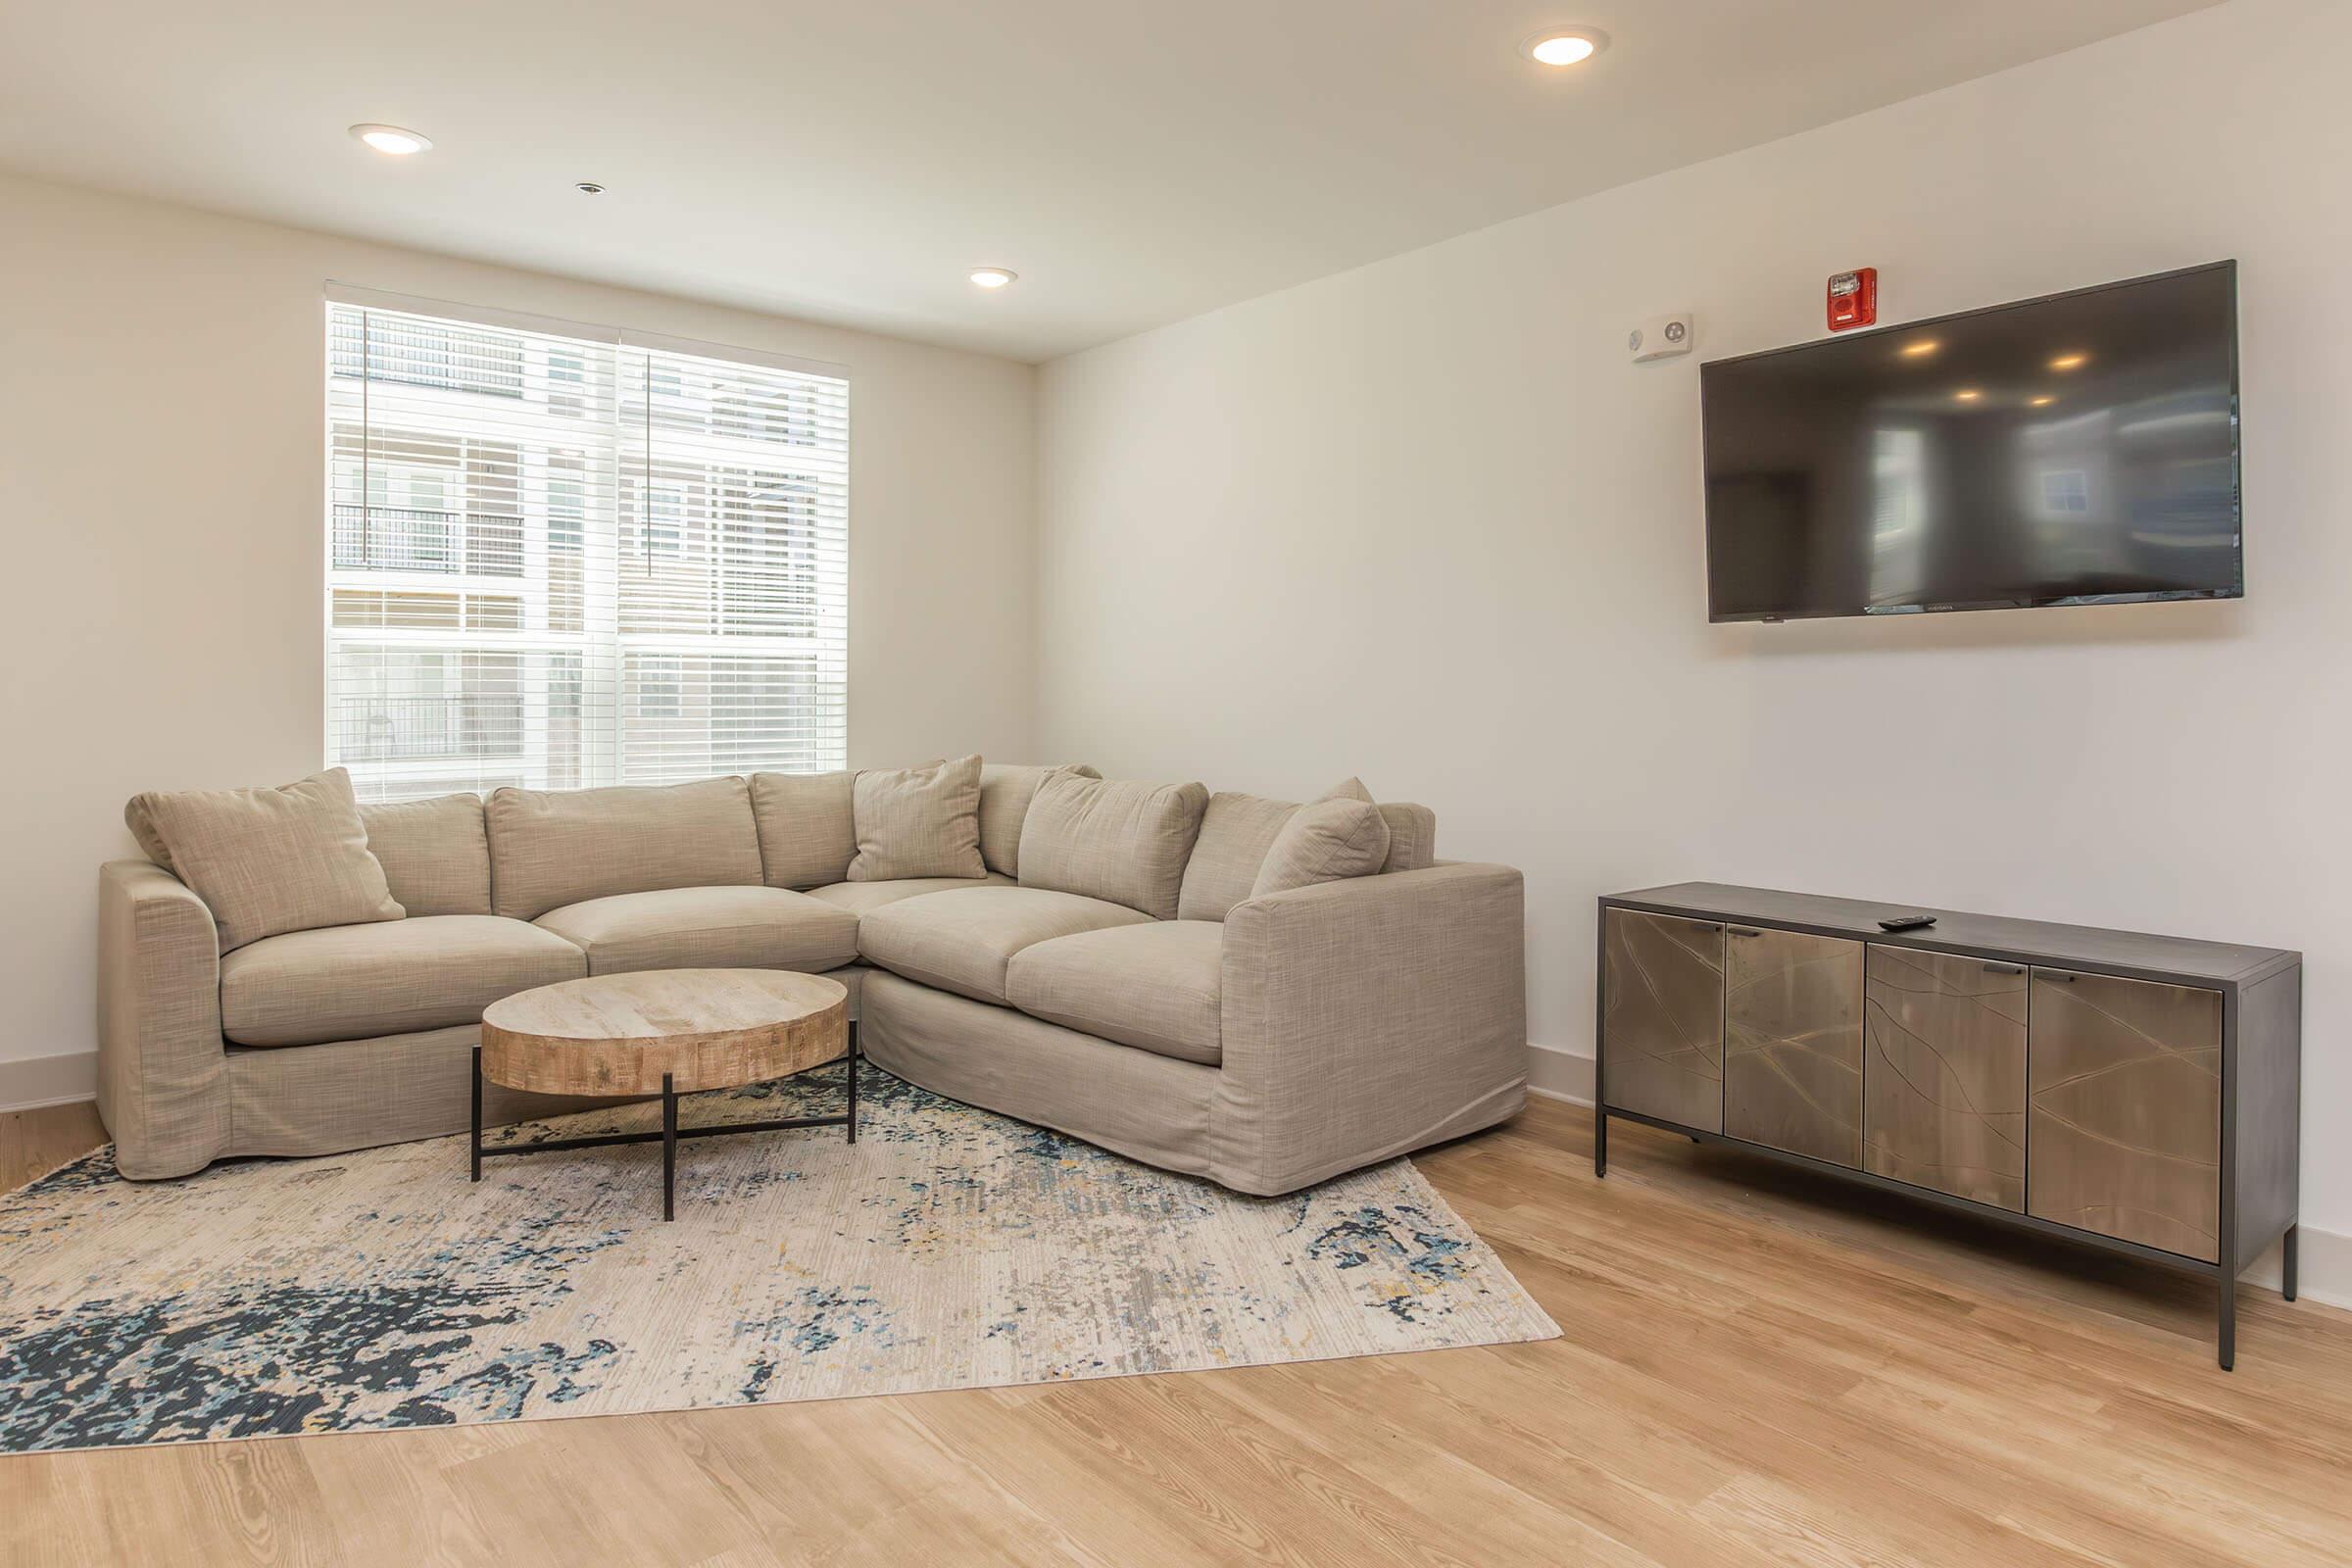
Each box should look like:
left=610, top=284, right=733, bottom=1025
left=325, top=301, right=849, bottom=802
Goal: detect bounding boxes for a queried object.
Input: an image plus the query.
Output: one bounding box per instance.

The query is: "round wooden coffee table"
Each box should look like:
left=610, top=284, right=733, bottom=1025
left=472, top=969, right=853, bottom=1220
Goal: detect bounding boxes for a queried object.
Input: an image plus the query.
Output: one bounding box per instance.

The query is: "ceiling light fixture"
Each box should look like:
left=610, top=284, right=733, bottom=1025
left=1954, top=388, right=1984, bottom=403
left=2050, top=352, right=2089, bottom=371
left=350, top=123, right=432, bottom=156
left=2031, top=394, right=2057, bottom=408
left=1524, top=27, right=1608, bottom=66
left=969, top=268, right=1017, bottom=289
left=575, top=182, right=606, bottom=195
left=1899, top=340, right=1941, bottom=359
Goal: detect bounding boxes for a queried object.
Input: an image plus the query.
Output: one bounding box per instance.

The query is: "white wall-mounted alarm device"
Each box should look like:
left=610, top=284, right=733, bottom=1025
left=1629, top=314, right=1694, bottom=363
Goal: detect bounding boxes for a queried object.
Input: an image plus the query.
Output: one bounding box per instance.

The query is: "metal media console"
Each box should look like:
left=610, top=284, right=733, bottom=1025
left=1594, top=883, right=2302, bottom=1368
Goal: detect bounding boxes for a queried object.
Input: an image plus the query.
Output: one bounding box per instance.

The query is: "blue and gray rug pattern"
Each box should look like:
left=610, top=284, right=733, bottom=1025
left=0, top=1070, right=1555, bottom=1454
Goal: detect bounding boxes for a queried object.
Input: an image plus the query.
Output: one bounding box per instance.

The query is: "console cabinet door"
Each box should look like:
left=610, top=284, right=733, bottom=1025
left=2028, top=968, right=2222, bottom=1263
left=1723, top=926, right=1863, bottom=1168
left=1601, top=909, right=1724, bottom=1133
left=1862, top=947, right=2028, bottom=1211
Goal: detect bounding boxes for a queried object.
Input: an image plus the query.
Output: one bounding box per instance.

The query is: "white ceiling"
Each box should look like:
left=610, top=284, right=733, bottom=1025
left=0, top=0, right=2217, bottom=363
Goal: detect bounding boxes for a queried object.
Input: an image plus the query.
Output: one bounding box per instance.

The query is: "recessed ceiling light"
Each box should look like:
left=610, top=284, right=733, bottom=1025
left=1954, top=388, right=1984, bottom=403
left=575, top=182, right=606, bottom=195
left=1899, top=340, right=1941, bottom=359
left=350, top=123, right=432, bottom=156
left=1524, top=27, right=1608, bottom=67
left=2050, top=352, right=2089, bottom=371
left=2031, top=394, right=2057, bottom=408
left=969, top=268, right=1017, bottom=289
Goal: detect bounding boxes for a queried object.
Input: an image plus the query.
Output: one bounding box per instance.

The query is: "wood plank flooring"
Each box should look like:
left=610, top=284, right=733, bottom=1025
left=4, top=1095, right=2348, bottom=1567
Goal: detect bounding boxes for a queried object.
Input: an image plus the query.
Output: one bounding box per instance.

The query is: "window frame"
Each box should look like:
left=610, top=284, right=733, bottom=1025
left=322, top=285, right=851, bottom=801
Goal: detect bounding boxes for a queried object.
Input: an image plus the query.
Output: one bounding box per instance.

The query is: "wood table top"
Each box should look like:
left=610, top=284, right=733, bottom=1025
left=480, top=969, right=849, bottom=1098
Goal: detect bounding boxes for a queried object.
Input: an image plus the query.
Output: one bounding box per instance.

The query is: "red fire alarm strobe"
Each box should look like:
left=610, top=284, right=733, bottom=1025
left=1828, top=269, right=1878, bottom=331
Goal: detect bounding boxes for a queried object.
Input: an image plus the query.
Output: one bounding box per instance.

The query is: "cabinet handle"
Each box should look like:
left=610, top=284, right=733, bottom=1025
left=2044, top=972, right=2077, bottom=983
left=1982, top=962, right=2025, bottom=975
left=1728, top=927, right=1764, bottom=938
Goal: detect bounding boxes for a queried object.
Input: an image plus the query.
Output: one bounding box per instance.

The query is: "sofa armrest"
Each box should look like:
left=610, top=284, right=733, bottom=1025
left=1211, top=861, right=1527, bottom=1195
left=97, top=859, right=229, bottom=1179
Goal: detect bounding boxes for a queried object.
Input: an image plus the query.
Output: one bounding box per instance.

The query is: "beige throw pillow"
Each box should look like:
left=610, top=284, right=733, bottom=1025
left=129, top=767, right=403, bottom=952
left=1250, top=798, right=1393, bottom=900
left=848, top=756, right=986, bottom=882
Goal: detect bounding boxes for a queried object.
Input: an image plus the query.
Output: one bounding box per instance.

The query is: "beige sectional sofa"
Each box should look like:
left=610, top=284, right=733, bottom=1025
left=99, top=763, right=1527, bottom=1196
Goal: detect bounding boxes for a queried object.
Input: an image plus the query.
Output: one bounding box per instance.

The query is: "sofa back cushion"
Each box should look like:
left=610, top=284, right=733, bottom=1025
left=1175, top=792, right=1300, bottom=922
left=977, top=762, right=1100, bottom=877
left=751, top=770, right=857, bottom=889
left=849, top=756, right=986, bottom=882
left=485, top=775, right=762, bottom=919
left=126, top=766, right=404, bottom=952
left=1377, top=803, right=1438, bottom=873
left=359, top=793, right=493, bottom=916
left=1177, top=778, right=1427, bottom=921
left=1251, top=799, right=1392, bottom=899
left=1017, top=774, right=1209, bottom=920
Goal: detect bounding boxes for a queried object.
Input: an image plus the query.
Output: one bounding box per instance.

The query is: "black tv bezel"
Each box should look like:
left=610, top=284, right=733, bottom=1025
left=1699, top=260, right=2244, bottom=625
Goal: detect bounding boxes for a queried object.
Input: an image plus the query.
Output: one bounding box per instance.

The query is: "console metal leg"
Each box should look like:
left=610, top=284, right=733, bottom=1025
left=662, top=1073, right=677, bottom=1222
left=2284, top=1224, right=2299, bottom=1302
left=2219, top=1277, right=2235, bottom=1371
left=469, top=1046, right=482, bottom=1184
left=1593, top=1106, right=1607, bottom=1178
left=846, top=1022, right=859, bottom=1146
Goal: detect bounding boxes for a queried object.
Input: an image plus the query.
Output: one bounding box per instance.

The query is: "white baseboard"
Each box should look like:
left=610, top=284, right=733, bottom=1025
left=1525, top=1041, right=1593, bottom=1105
left=0, top=1049, right=97, bottom=1112
left=2244, top=1225, right=2352, bottom=1312
left=1516, top=1043, right=2350, bottom=1309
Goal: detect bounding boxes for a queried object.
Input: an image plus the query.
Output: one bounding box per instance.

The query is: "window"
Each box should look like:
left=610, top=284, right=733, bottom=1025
left=325, top=296, right=849, bottom=800
left=2039, top=468, right=2092, bottom=516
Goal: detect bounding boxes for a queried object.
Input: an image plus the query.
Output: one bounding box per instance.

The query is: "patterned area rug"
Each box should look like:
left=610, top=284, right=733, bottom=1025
left=0, top=1069, right=1555, bottom=1453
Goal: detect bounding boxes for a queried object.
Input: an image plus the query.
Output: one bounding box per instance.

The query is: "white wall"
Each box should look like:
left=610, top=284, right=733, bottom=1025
left=0, top=172, right=1036, bottom=1099
left=1036, top=0, right=2352, bottom=1235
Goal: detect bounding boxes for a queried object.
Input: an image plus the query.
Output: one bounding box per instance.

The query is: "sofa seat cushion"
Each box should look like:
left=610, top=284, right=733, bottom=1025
left=534, top=886, right=859, bottom=976
left=804, top=873, right=1012, bottom=917
left=858, top=886, right=1152, bottom=1005
left=221, top=915, right=586, bottom=1048
left=1006, top=920, right=1225, bottom=1066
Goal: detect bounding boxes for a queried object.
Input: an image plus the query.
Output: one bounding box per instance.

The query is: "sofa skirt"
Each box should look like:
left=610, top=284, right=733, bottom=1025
left=858, top=969, right=1220, bottom=1183
left=215, top=964, right=867, bottom=1164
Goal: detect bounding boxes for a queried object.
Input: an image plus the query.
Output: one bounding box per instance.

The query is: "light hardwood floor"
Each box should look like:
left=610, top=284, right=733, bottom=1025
left=5, top=1095, right=2349, bottom=1567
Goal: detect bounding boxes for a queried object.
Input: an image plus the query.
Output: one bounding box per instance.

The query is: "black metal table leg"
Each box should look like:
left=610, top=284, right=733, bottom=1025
left=472, top=1040, right=857, bottom=1213
left=2284, top=1224, right=2299, bottom=1302
left=2219, top=1276, right=2235, bottom=1371
left=1593, top=1106, right=1607, bottom=1178
left=470, top=1045, right=482, bottom=1183
left=662, top=1073, right=676, bottom=1222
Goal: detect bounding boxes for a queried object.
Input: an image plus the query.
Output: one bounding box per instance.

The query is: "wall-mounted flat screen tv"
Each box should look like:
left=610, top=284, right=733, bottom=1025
left=1701, top=262, right=2241, bottom=622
